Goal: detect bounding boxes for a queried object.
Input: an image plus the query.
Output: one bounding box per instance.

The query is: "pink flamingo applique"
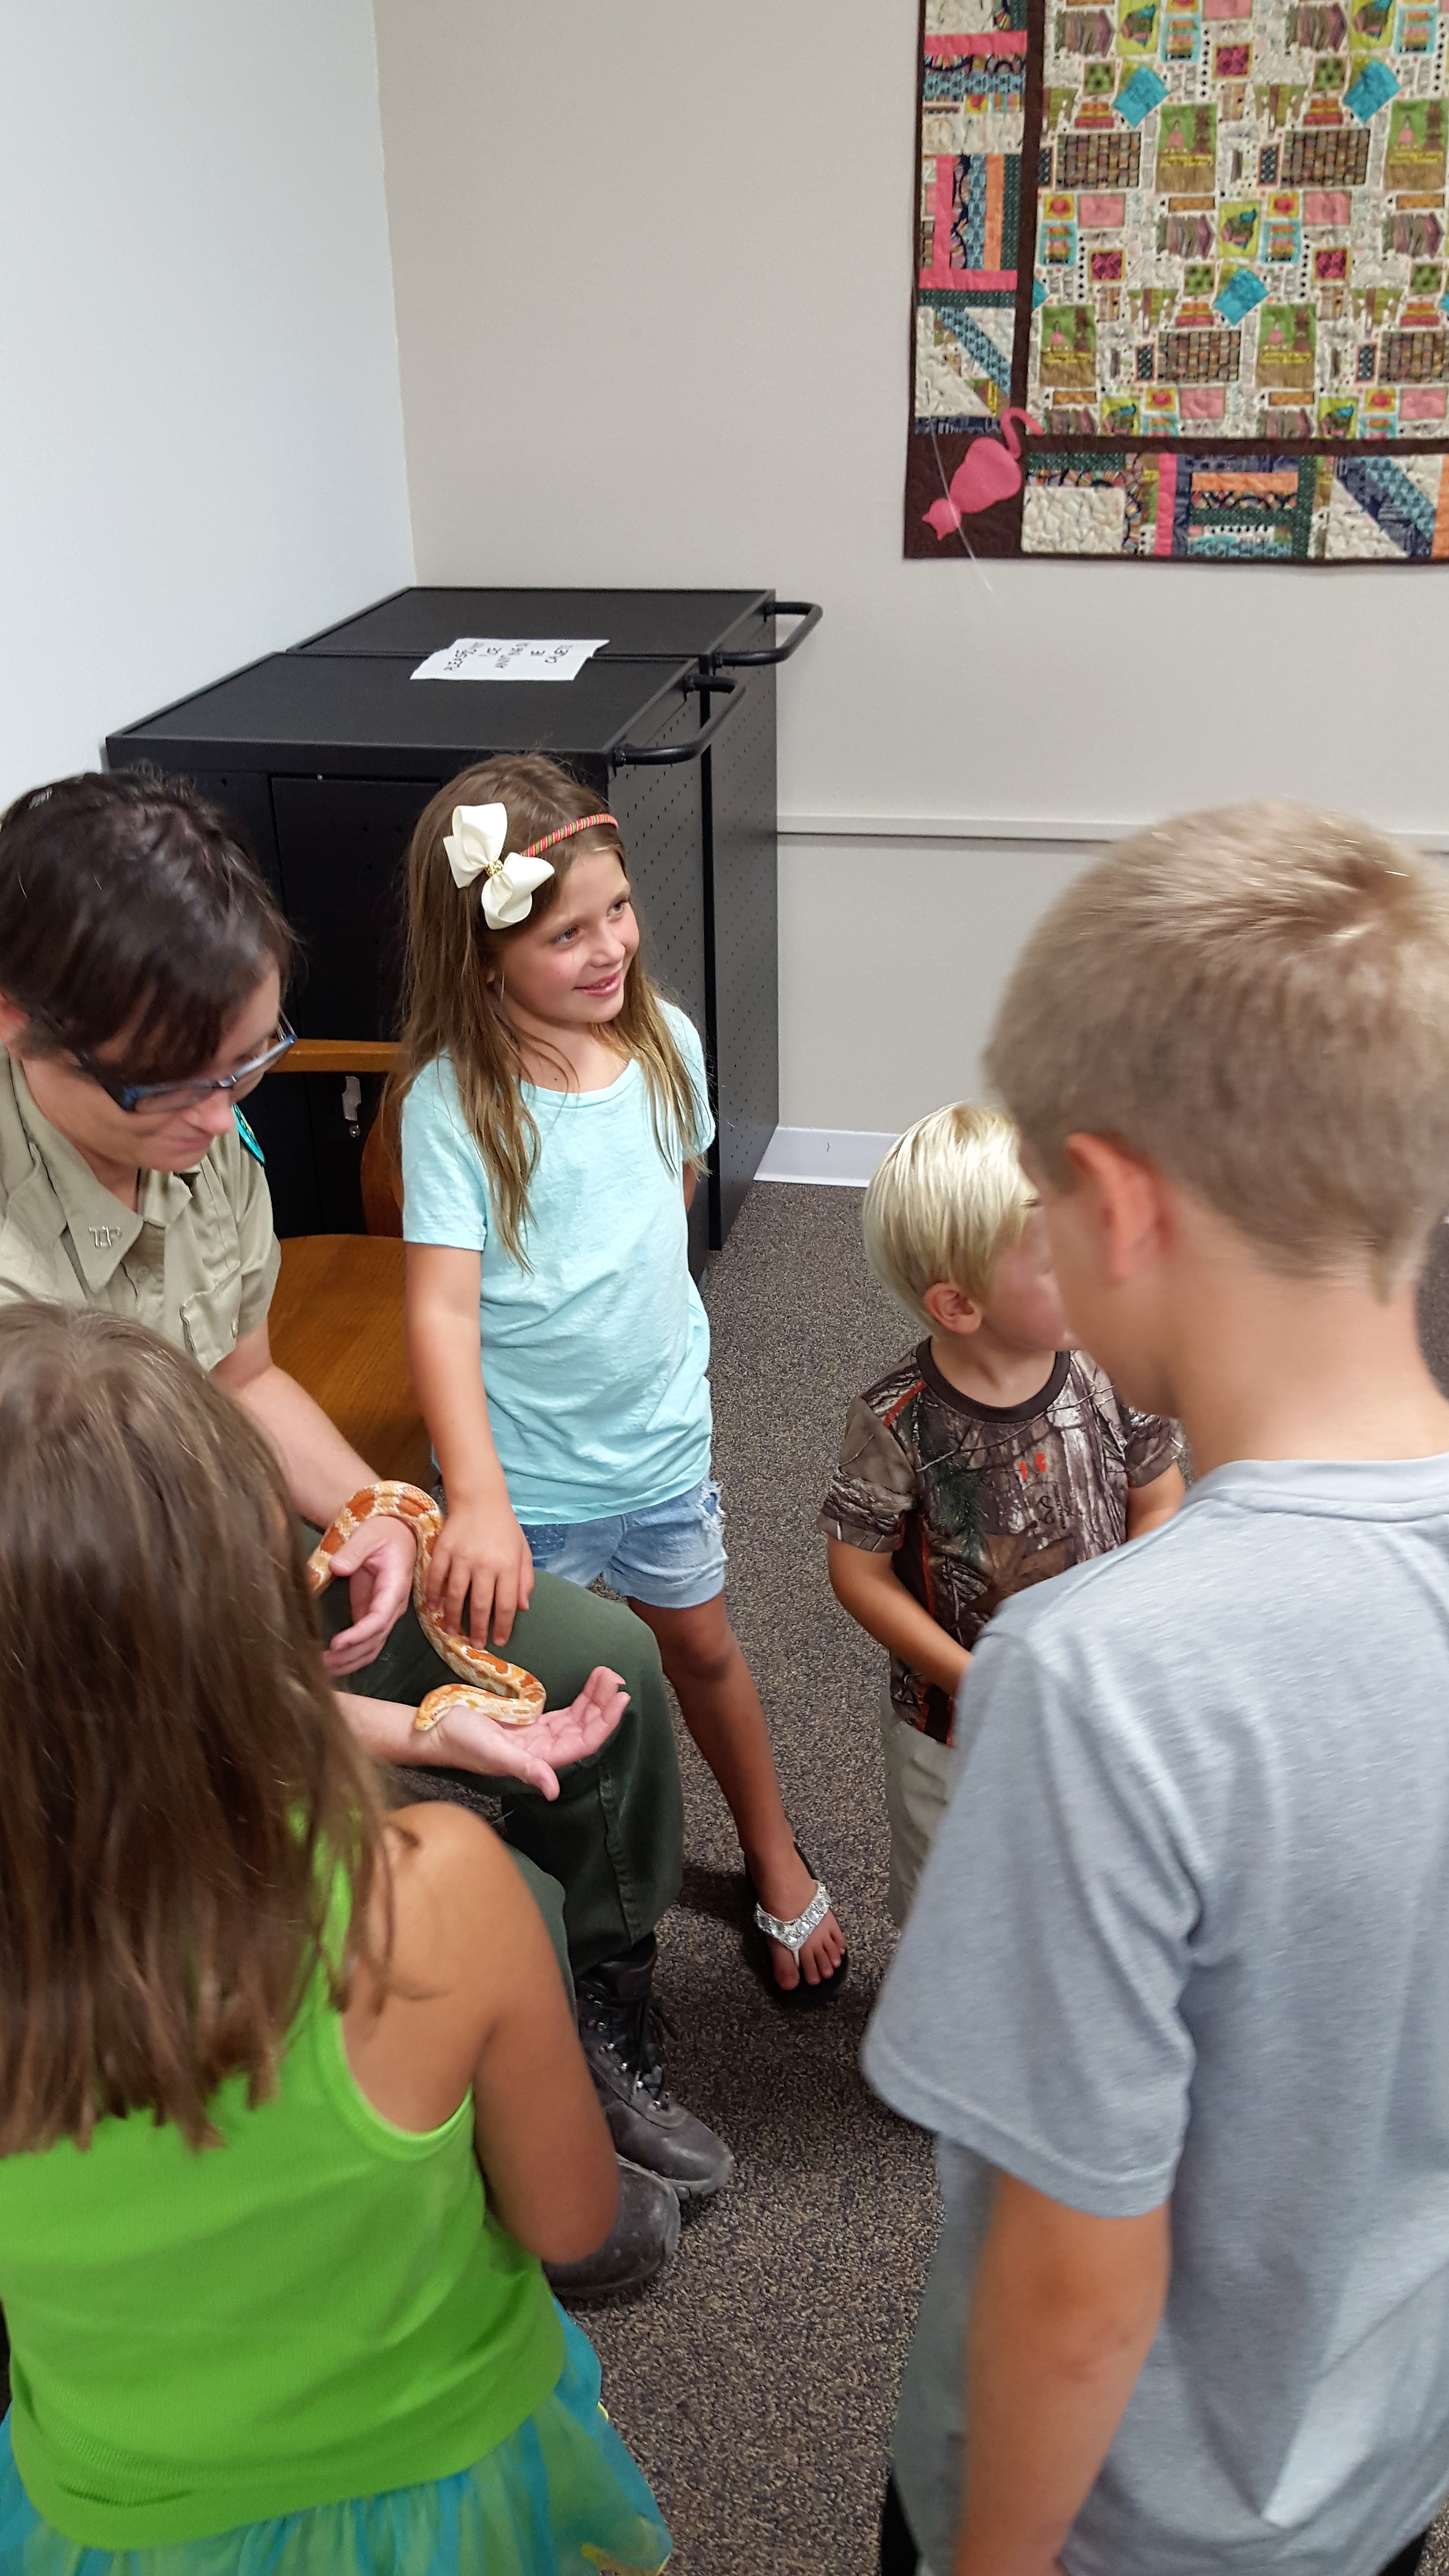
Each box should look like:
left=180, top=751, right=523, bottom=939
left=924, top=407, right=1042, bottom=539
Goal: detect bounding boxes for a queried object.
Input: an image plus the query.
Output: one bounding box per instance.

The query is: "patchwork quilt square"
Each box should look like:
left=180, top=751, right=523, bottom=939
left=906, top=0, right=1449, bottom=556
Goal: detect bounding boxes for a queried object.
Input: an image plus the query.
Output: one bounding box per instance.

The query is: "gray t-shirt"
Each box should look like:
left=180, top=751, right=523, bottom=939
left=863, top=1455, right=1449, bottom=2576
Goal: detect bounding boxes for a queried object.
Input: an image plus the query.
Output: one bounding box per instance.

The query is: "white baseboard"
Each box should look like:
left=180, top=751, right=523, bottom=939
left=778, top=813, right=1117, bottom=845
left=778, top=812, right=1449, bottom=852
left=754, top=1126, right=897, bottom=1188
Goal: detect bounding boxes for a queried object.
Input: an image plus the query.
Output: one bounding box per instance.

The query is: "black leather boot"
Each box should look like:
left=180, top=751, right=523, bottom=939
left=575, top=1935, right=735, bottom=2200
left=545, top=2158, right=681, bottom=2303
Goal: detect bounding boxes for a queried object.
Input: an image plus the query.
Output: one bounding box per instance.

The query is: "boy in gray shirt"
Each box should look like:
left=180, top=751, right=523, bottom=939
left=865, top=803, right=1449, bottom=2576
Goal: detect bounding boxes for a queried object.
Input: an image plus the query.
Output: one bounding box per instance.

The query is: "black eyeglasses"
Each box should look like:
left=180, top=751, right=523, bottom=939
left=71, top=1015, right=296, bottom=1115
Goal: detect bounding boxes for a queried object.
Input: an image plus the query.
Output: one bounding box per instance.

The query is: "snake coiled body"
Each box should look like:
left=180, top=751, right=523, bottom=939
left=307, top=1481, right=546, bottom=1731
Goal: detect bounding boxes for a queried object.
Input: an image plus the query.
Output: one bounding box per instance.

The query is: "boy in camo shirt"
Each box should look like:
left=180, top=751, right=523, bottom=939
left=821, top=1103, right=1182, bottom=1924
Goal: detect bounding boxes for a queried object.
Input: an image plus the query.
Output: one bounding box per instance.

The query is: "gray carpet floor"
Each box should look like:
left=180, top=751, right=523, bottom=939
left=583, top=1183, right=1449, bottom=2576
left=585, top=1181, right=936, bottom=2576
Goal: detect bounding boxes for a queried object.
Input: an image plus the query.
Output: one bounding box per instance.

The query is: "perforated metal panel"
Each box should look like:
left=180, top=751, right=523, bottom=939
left=701, top=665, right=778, bottom=1245
left=608, top=694, right=708, bottom=1033
left=608, top=696, right=711, bottom=1278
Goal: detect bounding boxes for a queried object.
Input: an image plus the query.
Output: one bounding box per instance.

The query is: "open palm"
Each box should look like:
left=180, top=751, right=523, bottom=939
left=424, top=1665, right=628, bottom=1799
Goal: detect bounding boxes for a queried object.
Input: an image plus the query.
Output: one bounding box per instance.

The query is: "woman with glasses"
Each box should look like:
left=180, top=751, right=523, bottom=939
left=0, top=767, right=730, bottom=2298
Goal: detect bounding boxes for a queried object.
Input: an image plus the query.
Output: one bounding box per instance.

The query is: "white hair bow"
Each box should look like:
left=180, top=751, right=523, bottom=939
left=442, top=803, right=555, bottom=929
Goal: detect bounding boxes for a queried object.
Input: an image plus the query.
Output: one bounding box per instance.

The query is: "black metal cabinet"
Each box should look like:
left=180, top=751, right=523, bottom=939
left=295, top=586, right=821, bottom=1249
left=296, top=585, right=781, bottom=667
left=105, top=587, right=821, bottom=1264
left=105, top=652, right=725, bottom=1270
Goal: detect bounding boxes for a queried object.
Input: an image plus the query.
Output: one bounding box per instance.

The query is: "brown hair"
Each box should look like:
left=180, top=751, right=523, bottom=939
left=0, top=1305, right=388, bottom=2153
left=392, top=754, right=705, bottom=1263
left=0, top=768, right=294, bottom=1082
left=985, top=801, right=1449, bottom=1291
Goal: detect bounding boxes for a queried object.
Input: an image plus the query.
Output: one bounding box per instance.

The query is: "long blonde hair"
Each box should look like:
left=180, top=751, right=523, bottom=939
left=0, top=1306, right=390, bottom=2153
left=392, top=755, right=706, bottom=1263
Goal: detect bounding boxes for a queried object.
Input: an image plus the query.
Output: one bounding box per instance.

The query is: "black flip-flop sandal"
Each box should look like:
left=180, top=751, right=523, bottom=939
left=743, top=1842, right=849, bottom=2011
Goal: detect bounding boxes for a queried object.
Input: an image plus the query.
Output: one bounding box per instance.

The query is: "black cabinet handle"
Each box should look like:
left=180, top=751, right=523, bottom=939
left=612, top=674, right=742, bottom=768
left=717, top=599, right=823, bottom=668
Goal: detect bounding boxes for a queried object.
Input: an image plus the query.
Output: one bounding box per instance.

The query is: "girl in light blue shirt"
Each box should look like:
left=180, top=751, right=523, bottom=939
left=396, top=755, right=847, bottom=2007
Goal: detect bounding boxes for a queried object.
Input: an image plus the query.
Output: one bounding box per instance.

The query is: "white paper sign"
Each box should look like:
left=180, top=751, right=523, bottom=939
left=410, top=636, right=608, bottom=683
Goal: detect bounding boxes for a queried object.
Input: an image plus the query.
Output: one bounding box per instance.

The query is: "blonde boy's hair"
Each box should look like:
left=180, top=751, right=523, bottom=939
left=863, top=1104, right=1034, bottom=1324
left=985, top=802, right=1449, bottom=1291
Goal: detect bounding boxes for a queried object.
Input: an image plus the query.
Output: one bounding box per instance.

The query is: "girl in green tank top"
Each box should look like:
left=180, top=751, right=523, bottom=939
left=0, top=1306, right=669, bottom=2575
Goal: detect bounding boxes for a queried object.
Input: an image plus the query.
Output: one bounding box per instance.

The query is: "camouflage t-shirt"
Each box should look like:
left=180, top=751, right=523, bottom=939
left=818, top=1344, right=1180, bottom=1744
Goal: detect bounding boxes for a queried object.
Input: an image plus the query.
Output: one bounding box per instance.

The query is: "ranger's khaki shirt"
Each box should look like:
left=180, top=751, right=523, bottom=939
left=0, top=1050, right=281, bottom=1371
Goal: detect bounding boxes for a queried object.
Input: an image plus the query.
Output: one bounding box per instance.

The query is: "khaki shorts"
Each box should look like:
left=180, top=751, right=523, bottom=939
left=879, top=1686, right=958, bottom=1928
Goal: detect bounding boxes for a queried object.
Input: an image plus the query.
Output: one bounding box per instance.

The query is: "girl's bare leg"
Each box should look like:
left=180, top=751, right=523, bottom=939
left=626, top=1592, right=846, bottom=1992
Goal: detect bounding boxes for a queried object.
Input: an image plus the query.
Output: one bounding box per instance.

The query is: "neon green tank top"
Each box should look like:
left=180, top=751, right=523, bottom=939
left=0, top=1930, right=564, bottom=2546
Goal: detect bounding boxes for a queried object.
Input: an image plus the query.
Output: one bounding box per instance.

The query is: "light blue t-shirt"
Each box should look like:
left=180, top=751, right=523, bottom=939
left=400, top=1003, right=714, bottom=1522
left=865, top=1455, right=1449, bottom=2576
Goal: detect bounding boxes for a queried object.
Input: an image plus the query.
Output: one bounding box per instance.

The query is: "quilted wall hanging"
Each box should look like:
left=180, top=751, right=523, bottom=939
left=906, top=0, right=1449, bottom=556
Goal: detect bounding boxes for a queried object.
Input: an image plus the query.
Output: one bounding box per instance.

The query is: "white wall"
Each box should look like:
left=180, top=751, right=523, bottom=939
left=778, top=831, right=1102, bottom=1133
left=370, top=0, right=1449, bottom=1130
left=0, top=2, right=414, bottom=810
left=373, top=0, right=1449, bottom=835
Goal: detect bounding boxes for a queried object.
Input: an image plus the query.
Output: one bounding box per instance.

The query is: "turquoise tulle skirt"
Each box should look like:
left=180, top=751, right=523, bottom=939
left=0, top=2309, right=669, bottom=2576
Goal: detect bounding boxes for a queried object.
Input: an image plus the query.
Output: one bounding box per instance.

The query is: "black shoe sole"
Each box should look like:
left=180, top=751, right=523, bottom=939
left=666, top=2153, right=735, bottom=2202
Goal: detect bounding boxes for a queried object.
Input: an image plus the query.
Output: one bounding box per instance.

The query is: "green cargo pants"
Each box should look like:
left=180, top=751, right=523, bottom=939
left=312, top=1557, right=684, bottom=2004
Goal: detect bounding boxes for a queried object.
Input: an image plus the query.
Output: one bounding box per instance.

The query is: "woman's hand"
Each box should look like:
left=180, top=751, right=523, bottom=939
left=322, top=1514, right=419, bottom=1676
left=422, top=1667, right=629, bottom=1798
left=426, top=1493, right=535, bottom=1649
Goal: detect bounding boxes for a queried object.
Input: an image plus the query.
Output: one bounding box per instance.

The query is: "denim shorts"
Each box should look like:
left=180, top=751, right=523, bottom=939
left=519, top=1476, right=726, bottom=1613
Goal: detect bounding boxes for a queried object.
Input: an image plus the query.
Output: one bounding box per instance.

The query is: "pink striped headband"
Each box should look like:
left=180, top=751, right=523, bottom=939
left=520, top=813, right=618, bottom=860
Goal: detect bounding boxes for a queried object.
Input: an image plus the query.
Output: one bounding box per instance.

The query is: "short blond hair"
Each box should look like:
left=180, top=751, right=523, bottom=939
left=985, top=802, right=1449, bottom=1289
left=863, top=1103, right=1033, bottom=1324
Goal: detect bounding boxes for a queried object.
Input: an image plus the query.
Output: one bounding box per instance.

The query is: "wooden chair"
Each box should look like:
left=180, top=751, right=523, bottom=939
left=264, top=1042, right=426, bottom=1485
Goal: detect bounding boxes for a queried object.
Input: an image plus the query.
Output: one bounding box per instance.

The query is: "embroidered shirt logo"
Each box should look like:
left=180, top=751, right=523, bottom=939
left=89, top=1225, right=121, bottom=1248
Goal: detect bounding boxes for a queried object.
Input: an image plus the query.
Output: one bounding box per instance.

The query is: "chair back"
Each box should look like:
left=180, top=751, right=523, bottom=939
left=360, top=1096, right=403, bottom=1238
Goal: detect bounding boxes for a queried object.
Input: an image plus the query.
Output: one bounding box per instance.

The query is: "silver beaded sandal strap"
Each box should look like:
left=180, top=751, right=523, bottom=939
left=754, top=1879, right=831, bottom=1964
